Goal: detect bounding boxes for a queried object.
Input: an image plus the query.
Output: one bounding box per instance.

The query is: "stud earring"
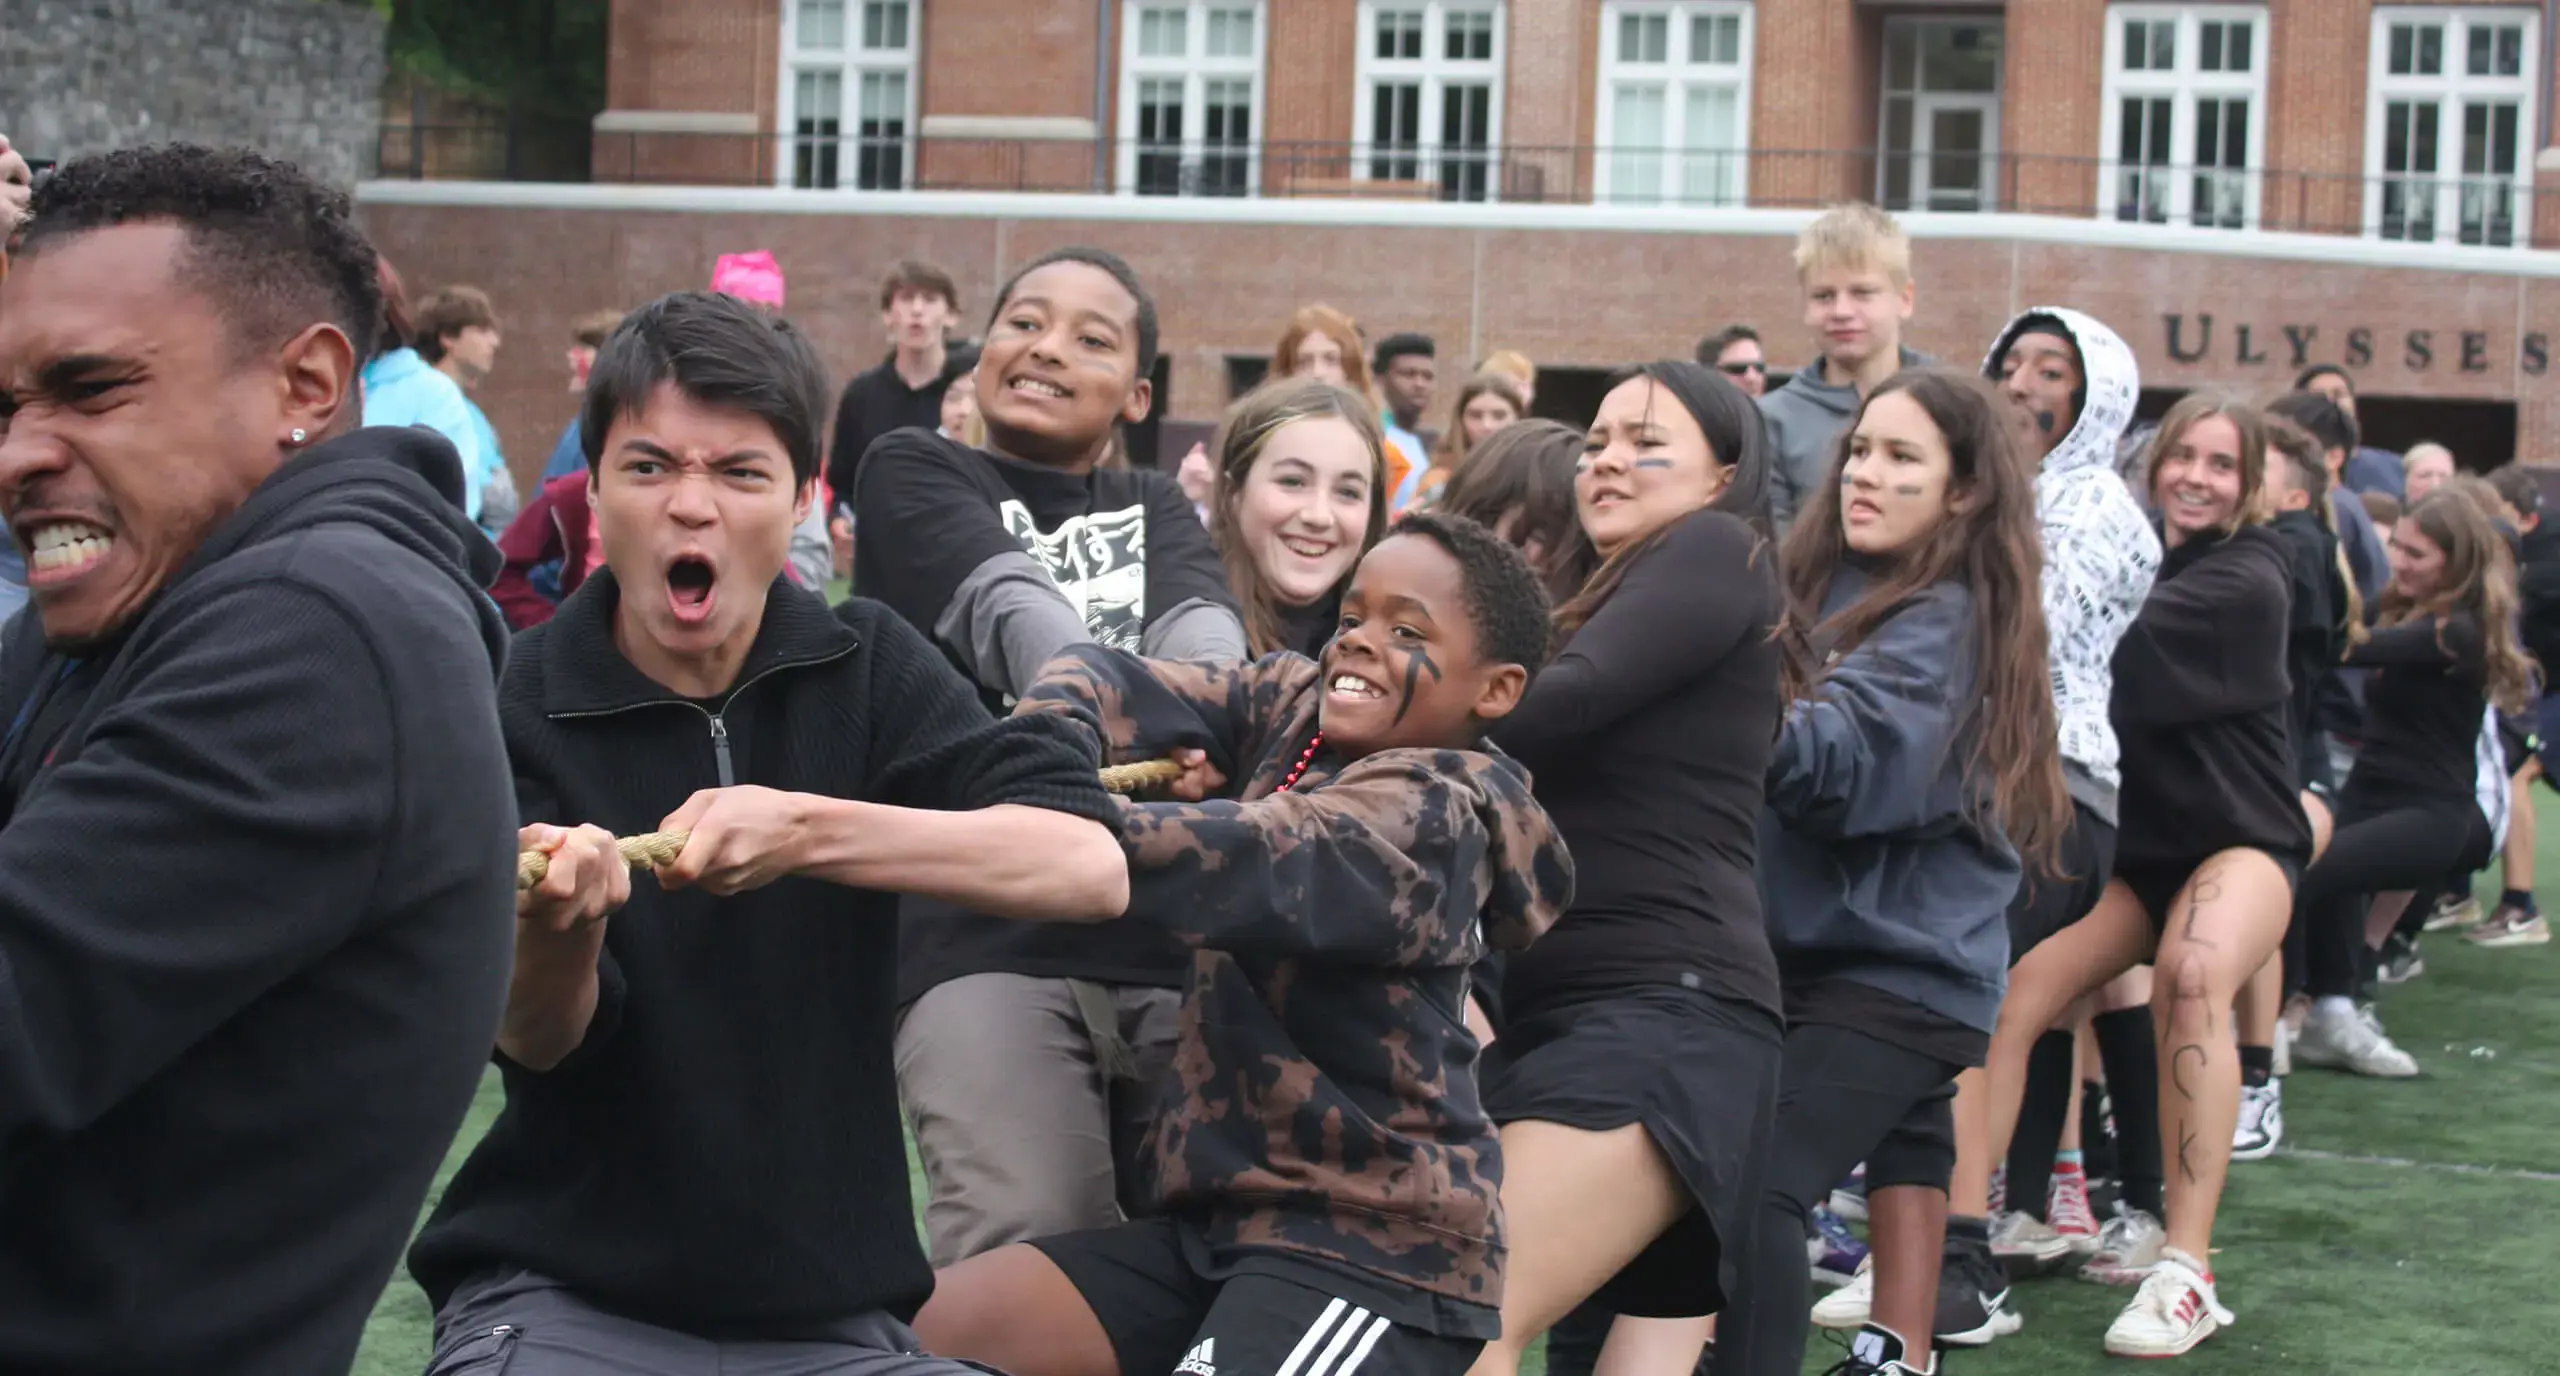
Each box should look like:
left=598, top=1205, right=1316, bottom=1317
left=289, top=428, right=308, bottom=446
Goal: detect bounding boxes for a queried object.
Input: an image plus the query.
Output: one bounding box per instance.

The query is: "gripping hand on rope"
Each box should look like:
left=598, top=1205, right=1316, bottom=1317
left=654, top=786, right=814, bottom=897
left=517, top=824, right=632, bottom=929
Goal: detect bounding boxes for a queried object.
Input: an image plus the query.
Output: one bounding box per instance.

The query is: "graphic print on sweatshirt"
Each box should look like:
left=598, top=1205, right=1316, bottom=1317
left=1000, top=497, right=1148, bottom=649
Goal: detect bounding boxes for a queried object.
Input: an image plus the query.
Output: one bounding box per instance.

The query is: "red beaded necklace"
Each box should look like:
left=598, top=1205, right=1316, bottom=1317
left=1277, top=731, right=1325, bottom=792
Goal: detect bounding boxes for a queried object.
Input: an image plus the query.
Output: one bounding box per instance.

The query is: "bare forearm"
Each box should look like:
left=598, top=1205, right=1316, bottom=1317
left=498, top=931, right=605, bottom=1072
left=795, top=799, right=1131, bottom=921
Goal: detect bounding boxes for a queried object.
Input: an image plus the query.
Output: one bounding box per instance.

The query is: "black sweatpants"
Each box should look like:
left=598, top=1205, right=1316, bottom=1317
left=1710, top=1025, right=1960, bottom=1376
left=2297, top=784, right=2488, bottom=999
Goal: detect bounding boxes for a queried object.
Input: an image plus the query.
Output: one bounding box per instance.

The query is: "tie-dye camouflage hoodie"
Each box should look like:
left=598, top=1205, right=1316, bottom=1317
left=1016, top=645, right=1573, bottom=1311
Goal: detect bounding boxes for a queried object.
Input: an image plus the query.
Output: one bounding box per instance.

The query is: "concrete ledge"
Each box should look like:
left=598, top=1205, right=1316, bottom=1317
left=917, top=115, right=1101, bottom=141
left=355, top=180, right=2560, bottom=278
left=592, top=110, right=761, bottom=135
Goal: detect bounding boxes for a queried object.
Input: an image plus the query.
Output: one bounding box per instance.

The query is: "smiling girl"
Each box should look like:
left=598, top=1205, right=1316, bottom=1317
left=1414, top=372, right=1528, bottom=509
left=1714, top=372, right=2065, bottom=1376
left=1467, top=361, right=1792, bottom=1376
left=1208, top=378, right=1390, bottom=657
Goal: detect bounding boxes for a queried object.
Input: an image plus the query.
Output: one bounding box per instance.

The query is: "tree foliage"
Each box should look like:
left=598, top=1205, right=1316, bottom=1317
left=381, top=0, right=610, bottom=124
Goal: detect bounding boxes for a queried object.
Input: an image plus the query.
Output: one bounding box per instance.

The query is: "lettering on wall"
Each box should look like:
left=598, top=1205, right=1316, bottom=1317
left=2160, top=314, right=2550, bottom=378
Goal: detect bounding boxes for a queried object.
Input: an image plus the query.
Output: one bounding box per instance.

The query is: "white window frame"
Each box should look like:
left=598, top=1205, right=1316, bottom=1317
left=2364, top=5, right=2540, bottom=247
left=1594, top=1, right=1754, bottom=207
left=1352, top=0, right=1507, bottom=201
left=1116, top=1, right=1267, bottom=196
left=777, top=0, right=921, bottom=190
left=2096, top=4, right=2267, bottom=229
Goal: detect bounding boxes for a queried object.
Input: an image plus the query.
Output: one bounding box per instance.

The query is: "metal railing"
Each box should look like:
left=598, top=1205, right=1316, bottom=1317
left=373, top=124, right=2544, bottom=248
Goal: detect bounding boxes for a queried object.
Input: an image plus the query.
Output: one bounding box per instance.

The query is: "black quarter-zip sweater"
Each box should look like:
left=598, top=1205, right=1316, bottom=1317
left=407, top=570, right=1121, bottom=1331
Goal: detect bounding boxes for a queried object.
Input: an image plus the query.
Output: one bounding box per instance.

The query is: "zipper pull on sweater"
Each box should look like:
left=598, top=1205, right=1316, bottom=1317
left=709, top=715, right=735, bottom=787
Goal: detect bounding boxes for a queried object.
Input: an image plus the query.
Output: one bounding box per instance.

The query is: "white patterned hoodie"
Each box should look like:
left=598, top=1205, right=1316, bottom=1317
left=1984, top=308, right=2161, bottom=825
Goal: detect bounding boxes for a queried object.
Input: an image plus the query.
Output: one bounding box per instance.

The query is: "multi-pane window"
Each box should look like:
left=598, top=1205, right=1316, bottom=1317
left=2099, top=5, right=2266, bottom=228
left=782, top=0, right=915, bottom=189
left=1121, top=1, right=1262, bottom=196
left=2368, top=7, right=2539, bottom=246
left=1354, top=1, right=1505, bottom=201
left=1596, top=3, right=1753, bottom=206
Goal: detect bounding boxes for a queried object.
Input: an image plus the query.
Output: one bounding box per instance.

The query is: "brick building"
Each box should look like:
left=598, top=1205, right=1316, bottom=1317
left=359, top=0, right=2560, bottom=486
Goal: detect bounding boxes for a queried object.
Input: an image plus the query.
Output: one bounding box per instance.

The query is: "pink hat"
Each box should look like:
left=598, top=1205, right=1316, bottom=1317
left=711, top=251, right=787, bottom=308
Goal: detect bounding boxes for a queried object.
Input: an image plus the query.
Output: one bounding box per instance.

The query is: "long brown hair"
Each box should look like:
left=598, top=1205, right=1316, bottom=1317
left=1422, top=371, right=1527, bottom=497
left=1207, top=377, right=1391, bottom=655
left=1780, top=369, right=2071, bottom=869
left=1438, top=419, right=1599, bottom=603
left=2382, top=489, right=2536, bottom=713
left=1272, top=304, right=1374, bottom=395
left=1554, top=361, right=1781, bottom=639
left=2144, top=391, right=2270, bottom=537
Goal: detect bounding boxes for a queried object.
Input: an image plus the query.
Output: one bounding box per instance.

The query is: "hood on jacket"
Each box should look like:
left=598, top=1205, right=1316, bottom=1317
left=187, top=426, right=507, bottom=667
left=1471, top=746, right=1574, bottom=953
left=1984, top=308, right=2141, bottom=482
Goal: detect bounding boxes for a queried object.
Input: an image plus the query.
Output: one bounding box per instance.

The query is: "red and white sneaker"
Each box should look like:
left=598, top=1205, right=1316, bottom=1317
left=2048, top=1163, right=2100, bottom=1256
left=2102, top=1247, right=2233, bottom=1357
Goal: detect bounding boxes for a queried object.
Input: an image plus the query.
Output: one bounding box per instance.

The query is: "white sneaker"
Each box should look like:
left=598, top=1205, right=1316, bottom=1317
left=2231, top=1079, right=2284, bottom=1161
left=2102, top=1247, right=2234, bottom=1357
left=2079, top=1204, right=2167, bottom=1286
left=1987, top=1209, right=2072, bottom=1265
left=1812, top=1254, right=1873, bottom=1329
left=2293, top=1001, right=2420, bottom=1079
left=2423, top=894, right=2483, bottom=930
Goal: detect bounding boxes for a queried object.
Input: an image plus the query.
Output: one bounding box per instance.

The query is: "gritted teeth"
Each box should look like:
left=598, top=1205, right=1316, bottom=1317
left=27, top=522, right=113, bottom=574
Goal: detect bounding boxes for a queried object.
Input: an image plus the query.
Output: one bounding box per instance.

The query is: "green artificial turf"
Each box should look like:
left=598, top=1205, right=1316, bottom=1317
left=353, top=877, right=2560, bottom=1376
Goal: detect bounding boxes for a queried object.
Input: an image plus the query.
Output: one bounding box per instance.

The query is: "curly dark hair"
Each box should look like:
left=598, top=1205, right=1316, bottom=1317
left=1386, top=509, right=1553, bottom=672
left=988, top=245, right=1157, bottom=374
left=18, top=144, right=382, bottom=362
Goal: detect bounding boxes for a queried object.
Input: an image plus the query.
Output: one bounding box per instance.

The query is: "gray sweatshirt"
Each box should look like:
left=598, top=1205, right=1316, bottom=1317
left=1758, top=347, right=1934, bottom=535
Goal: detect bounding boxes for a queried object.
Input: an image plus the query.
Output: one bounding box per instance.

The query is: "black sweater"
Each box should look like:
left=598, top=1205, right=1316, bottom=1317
left=0, top=429, right=517, bottom=1375
left=1494, top=509, right=1786, bottom=1025
left=2343, top=609, right=2490, bottom=803
left=2110, top=524, right=2314, bottom=870
left=2268, top=509, right=2346, bottom=780
left=408, top=575, right=1120, bottom=1330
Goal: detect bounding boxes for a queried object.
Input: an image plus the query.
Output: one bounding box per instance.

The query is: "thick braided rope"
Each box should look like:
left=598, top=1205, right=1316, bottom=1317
left=515, top=757, right=1187, bottom=891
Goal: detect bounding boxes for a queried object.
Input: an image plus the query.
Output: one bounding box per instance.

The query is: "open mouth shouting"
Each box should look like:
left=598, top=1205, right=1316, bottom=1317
left=20, top=519, right=117, bottom=589
left=666, top=552, right=718, bottom=627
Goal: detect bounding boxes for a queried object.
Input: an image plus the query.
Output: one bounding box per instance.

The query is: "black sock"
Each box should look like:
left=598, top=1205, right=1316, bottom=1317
left=2008, top=1031, right=2076, bottom=1218
left=1947, top=1213, right=1989, bottom=1240
left=2080, top=1078, right=2117, bottom=1180
left=2238, top=1044, right=2274, bottom=1088
left=2502, top=887, right=2539, bottom=917
left=2092, top=1007, right=2165, bottom=1219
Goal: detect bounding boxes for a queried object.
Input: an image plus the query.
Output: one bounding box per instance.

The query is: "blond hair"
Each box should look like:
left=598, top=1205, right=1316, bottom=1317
left=1479, top=348, right=1536, bottom=392
left=1793, top=201, right=1913, bottom=286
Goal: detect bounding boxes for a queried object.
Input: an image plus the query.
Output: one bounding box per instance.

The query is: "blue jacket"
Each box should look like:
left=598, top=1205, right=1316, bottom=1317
left=542, top=417, right=586, bottom=482
left=362, top=349, right=490, bottom=522
left=1759, top=570, right=2017, bottom=1035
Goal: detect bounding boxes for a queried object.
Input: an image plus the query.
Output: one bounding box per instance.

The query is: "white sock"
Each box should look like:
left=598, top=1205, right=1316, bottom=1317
left=2315, top=995, right=2358, bottom=1020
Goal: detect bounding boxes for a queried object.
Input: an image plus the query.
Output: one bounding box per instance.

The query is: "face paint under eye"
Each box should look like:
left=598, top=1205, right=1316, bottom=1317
left=2033, top=409, right=2060, bottom=436
left=1632, top=458, right=1676, bottom=470
left=1890, top=482, right=1928, bottom=497
left=1389, top=642, right=1443, bottom=727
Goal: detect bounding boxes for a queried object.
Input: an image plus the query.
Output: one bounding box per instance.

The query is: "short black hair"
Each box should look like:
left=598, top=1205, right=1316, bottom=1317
left=18, top=144, right=381, bottom=362
left=1374, top=332, right=1435, bottom=372
left=2265, top=389, right=2360, bottom=456
left=1695, top=323, right=1761, bottom=366
left=581, top=291, right=833, bottom=487
left=988, top=246, right=1157, bottom=376
left=1386, top=509, right=1553, bottom=673
left=2294, top=362, right=2354, bottom=394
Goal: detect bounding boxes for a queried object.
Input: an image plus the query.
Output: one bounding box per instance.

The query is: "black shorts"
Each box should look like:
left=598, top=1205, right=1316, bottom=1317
left=1033, top=1218, right=1487, bottom=1376
left=2499, top=711, right=2536, bottom=778
left=1481, top=986, right=1782, bottom=1318
left=2115, top=852, right=2304, bottom=932
left=2005, top=801, right=2119, bottom=961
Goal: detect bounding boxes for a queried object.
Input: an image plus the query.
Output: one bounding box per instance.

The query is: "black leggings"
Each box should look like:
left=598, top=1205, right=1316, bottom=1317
left=2297, top=785, right=2488, bottom=999
left=1711, top=1024, right=1959, bottom=1376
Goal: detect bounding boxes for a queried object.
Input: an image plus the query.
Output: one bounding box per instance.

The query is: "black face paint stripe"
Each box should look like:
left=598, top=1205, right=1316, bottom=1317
left=1388, top=643, right=1442, bottom=727
left=2033, top=408, right=2061, bottom=436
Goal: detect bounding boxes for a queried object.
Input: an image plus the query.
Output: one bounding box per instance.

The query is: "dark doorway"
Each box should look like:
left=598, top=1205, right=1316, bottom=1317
left=1226, top=355, right=1272, bottom=399
left=1531, top=367, right=1613, bottom=432
left=2353, top=396, right=2518, bottom=471
left=1126, top=355, right=1174, bottom=469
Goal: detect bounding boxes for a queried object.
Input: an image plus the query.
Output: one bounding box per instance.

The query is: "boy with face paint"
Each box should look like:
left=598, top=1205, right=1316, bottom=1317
left=854, top=247, right=1251, bottom=1270
left=917, top=510, right=1573, bottom=1376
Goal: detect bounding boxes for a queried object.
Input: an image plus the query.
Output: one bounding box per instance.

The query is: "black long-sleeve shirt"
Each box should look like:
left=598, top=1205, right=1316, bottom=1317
left=2342, top=609, right=2489, bottom=803
left=2110, top=523, right=2313, bottom=870
left=0, top=430, right=518, bottom=1375
left=2269, top=509, right=2345, bottom=781
left=1493, top=509, right=1786, bottom=1025
left=408, top=578, right=1119, bottom=1331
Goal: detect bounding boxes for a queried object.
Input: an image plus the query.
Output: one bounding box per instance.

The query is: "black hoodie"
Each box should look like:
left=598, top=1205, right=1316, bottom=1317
left=0, top=428, right=518, bottom=1374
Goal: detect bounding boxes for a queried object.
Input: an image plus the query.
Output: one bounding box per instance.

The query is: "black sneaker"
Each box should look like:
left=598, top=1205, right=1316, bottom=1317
left=1936, top=1227, right=2026, bottom=1346
left=1819, top=1323, right=1938, bottom=1375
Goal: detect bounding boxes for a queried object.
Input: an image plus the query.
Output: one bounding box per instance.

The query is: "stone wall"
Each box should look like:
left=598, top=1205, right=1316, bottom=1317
left=0, top=0, right=387, bottom=187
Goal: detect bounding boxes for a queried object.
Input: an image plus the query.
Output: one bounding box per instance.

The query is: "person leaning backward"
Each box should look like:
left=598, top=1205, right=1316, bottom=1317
left=0, top=145, right=519, bottom=1374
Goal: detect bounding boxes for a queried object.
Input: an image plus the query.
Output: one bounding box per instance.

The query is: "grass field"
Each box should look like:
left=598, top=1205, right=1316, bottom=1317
left=354, top=882, right=2560, bottom=1374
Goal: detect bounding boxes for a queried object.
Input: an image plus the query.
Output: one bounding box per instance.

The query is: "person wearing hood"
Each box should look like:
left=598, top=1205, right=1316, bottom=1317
left=1761, top=203, right=1932, bottom=535
left=0, top=145, right=517, bottom=1374
left=409, top=291, right=1138, bottom=1374
left=919, top=512, right=1573, bottom=1376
